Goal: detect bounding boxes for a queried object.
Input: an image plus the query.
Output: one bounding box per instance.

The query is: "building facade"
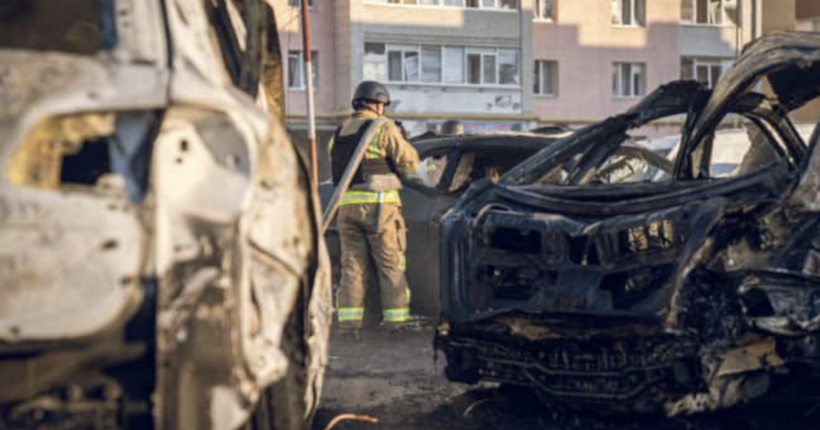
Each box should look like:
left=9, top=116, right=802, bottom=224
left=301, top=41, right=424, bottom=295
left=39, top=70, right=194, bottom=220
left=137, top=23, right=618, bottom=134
left=274, top=0, right=805, bottom=150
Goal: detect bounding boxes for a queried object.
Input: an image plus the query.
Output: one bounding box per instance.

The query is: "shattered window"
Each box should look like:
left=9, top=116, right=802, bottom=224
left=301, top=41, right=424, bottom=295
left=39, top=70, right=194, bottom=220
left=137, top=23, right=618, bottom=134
left=498, top=49, right=519, bottom=85
left=7, top=112, right=156, bottom=202
left=370, top=44, right=513, bottom=86
left=364, top=43, right=387, bottom=81
left=403, top=51, right=420, bottom=82
left=450, top=150, right=536, bottom=191
left=0, top=0, right=116, bottom=55
left=386, top=45, right=420, bottom=82
left=416, top=154, right=449, bottom=188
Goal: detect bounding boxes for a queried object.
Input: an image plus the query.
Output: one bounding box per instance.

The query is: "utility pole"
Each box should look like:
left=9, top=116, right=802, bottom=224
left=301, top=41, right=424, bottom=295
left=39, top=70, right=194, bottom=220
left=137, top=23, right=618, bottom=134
left=301, top=0, right=318, bottom=186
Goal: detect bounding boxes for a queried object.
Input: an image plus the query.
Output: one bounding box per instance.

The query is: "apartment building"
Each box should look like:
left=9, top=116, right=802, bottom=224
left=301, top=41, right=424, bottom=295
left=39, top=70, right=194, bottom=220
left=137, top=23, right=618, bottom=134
left=531, top=0, right=680, bottom=129
left=275, top=0, right=801, bottom=148
left=797, top=0, right=820, bottom=30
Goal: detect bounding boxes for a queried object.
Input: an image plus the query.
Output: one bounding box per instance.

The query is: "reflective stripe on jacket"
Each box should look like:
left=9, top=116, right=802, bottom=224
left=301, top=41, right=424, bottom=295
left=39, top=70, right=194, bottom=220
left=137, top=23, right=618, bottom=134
left=339, top=190, right=401, bottom=206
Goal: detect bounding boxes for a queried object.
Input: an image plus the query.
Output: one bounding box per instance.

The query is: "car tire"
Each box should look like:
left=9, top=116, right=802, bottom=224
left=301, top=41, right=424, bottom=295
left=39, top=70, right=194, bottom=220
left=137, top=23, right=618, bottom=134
left=245, top=292, right=308, bottom=430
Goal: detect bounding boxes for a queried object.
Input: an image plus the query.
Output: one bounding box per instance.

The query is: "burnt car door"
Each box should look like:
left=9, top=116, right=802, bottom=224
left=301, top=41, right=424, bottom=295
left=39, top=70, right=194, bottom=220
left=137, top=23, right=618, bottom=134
left=402, top=147, right=459, bottom=314
left=407, top=141, right=547, bottom=313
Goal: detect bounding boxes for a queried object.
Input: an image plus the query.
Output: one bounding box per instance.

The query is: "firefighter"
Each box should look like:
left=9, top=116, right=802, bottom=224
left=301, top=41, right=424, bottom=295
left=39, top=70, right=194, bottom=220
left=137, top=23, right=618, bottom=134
left=330, top=81, right=420, bottom=333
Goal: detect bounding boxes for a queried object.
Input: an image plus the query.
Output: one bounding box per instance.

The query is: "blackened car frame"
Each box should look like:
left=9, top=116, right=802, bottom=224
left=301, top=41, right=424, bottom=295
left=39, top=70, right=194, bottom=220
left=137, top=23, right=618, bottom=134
left=322, top=130, right=670, bottom=317
left=322, top=132, right=565, bottom=315
left=436, top=33, right=820, bottom=416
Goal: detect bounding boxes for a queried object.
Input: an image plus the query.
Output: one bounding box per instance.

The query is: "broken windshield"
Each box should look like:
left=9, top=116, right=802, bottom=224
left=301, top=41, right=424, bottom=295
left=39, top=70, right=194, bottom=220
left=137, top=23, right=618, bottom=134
left=0, top=0, right=117, bottom=55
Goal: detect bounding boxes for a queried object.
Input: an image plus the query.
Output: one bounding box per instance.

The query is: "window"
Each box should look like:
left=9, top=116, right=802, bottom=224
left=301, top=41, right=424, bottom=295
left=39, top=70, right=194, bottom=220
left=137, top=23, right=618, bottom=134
left=364, top=43, right=518, bottom=86
left=443, top=46, right=465, bottom=83
left=422, top=46, right=443, bottom=83
left=288, top=0, right=314, bottom=6
left=682, top=0, right=726, bottom=25
left=612, top=63, right=646, bottom=98
left=416, top=153, right=450, bottom=188
left=467, top=48, right=497, bottom=85
left=535, top=0, right=555, bottom=21
left=364, top=43, right=386, bottom=81
left=498, top=49, right=519, bottom=85
left=612, top=0, right=645, bottom=26
left=364, top=0, right=513, bottom=7
left=797, top=18, right=820, bottom=32
left=387, top=45, right=420, bottom=82
left=287, top=50, right=318, bottom=89
left=681, top=58, right=731, bottom=88
left=534, top=60, right=558, bottom=96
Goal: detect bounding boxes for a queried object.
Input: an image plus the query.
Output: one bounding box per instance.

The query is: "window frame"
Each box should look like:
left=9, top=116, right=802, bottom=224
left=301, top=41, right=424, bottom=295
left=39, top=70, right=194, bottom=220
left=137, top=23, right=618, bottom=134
left=365, top=43, right=520, bottom=88
left=612, top=62, right=646, bottom=98
left=363, top=0, right=517, bottom=10
left=534, top=0, right=556, bottom=22
left=287, top=49, right=319, bottom=90
left=611, top=0, right=646, bottom=27
left=387, top=45, right=421, bottom=83
left=682, top=0, right=729, bottom=26
left=681, top=57, right=732, bottom=88
left=534, top=60, right=559, bottom=97
left=287, top=0, right=315, bottom=9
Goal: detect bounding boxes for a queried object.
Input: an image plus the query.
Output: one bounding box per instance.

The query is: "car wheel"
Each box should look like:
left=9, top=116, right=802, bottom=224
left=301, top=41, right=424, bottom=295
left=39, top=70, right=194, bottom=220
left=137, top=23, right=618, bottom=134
left=244, top=292, right=308, bottom=430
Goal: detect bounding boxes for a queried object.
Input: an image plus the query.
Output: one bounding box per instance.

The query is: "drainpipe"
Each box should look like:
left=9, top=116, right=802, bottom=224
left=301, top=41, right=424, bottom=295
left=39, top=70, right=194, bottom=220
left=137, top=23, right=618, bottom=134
left=301, top=0, right=319, bottom=186
left=735, top=0, right=742, bottom=57
left=751, top=0, right=758, bottom=40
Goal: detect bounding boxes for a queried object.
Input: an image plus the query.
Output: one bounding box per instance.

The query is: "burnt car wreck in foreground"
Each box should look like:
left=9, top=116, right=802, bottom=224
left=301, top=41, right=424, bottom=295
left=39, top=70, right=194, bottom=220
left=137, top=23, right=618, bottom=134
left=0, top=0, right=330, bottom=429
left=437, top=33, right=820, bottom=416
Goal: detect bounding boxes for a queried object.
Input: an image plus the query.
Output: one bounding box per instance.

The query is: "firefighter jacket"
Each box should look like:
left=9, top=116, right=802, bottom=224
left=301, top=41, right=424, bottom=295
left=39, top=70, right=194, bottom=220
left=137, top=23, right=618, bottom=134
left=329, top=110, right=419, bottom=206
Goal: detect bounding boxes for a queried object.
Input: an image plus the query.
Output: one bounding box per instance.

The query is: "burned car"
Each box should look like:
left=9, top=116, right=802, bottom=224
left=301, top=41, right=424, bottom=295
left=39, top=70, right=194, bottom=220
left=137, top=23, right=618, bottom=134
left=0, top=1, right=330, bottom=430
left=322, top=132, right=568, bottom=315
left=437, top=33, right=820, bottom=416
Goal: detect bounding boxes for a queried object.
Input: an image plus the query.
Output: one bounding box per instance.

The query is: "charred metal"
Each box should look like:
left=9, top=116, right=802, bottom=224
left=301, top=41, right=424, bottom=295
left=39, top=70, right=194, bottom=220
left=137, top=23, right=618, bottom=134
left=436, top=33, right=820, bottom=416
left=0, top=1, right=330, bottom=430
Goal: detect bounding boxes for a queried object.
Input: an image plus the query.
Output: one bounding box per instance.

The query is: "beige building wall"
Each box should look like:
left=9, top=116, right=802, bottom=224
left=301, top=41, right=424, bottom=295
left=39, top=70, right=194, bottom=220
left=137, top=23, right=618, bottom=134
left=532, top=0, right=681, bottom=128
left=798, top=0, right=820, bottom=19
left=271, top=0, right=339, bottom=124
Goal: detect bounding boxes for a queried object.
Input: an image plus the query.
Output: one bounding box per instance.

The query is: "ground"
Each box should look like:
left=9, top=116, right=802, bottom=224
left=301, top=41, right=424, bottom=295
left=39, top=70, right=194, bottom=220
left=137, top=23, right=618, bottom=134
left=311, top=321, right=820, bottom=430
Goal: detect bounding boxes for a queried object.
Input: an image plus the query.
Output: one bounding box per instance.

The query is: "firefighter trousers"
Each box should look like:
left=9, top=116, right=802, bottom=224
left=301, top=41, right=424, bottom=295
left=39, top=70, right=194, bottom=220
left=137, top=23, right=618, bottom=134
left=337, top=202, right=410, bottom=328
